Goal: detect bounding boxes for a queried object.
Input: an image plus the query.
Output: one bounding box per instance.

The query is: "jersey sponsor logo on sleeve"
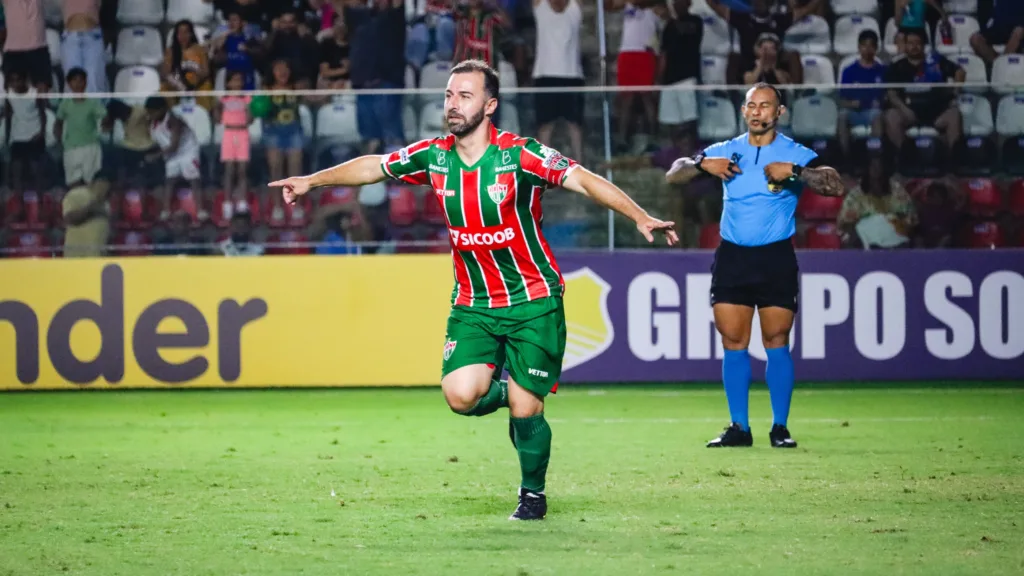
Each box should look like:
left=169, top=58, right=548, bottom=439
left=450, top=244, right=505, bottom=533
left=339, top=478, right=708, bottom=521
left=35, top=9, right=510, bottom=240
left=487, top=183, right=508, bottom=204
left=448, top=224, right=517, bottom=251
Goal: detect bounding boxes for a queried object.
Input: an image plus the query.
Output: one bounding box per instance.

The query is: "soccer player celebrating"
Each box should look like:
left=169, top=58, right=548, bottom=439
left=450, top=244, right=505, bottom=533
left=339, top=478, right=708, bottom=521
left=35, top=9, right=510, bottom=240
left=665, top=83, right=844, bottom=449
left=269, top=60, right=678, bottom=519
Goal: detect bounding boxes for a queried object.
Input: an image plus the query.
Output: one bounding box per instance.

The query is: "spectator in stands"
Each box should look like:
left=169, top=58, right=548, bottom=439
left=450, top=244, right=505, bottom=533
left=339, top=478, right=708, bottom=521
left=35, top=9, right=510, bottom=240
left=310, top=200, right=372, bottom=255
left=264, top=60, right=306, bottom=188
left=707, top=0, right=814, bottom=86
left=915, top=180, right=962, bottom=248
left=218, top=211, right=265, bottom=256
left=837, top=154, right=917, bottom=249
left=61, top=0, right=108, bottom=94
left=347, top=0, right=406, bottom=154
left=212, top=10, right=263, bottom=91
left=606, top=0, right=665, bottom=155
left=217, top=71, right=252, bottom=199
left=163, top=20, right=214, bottom=110
left=743, top=33, right=790, bottom=85
left=107, top=100, right=162, bottom=193
left=264, top=10, right=320, bottom=88
left=1, top=0, right=51, bottom=92
left=408, top=0, right=457, bottom=69
left=63, top=178, right=111, bottom=258
left=318, top=19, right=351, bottom=91
left=533, top=0, right=585, bottom=162
left=4, top=71, right=46, bottom=193
left=838, top=30, right=886, bottom=155
left=893, top=0, right=946, bottom=56
left=884, top=28, right=964, bottom=152
left=454, top=0, right=523, bottom=84
left=211, top=0, right=265, bottom=38
left=657, top=0, right=702, bottom=153
left=145, top=97, right=206, bottom=222
left=155, top=210, right=206, bottom=256
left=969, top=0, right=1024, bottom=65
left=55, top=68, right=107, bottom=188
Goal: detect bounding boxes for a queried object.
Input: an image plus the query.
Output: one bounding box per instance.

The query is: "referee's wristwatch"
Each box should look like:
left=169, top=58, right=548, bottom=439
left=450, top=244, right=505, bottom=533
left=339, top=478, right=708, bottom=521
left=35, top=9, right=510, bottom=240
left=791, top=164, right=804, bottom=179
left=693, top=153, right=707, bottom=174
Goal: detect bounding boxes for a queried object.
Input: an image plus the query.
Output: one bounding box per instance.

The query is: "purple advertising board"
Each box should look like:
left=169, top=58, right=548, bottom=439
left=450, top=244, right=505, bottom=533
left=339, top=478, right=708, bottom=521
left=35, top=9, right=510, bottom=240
left=555, top=250, right=1024, bottom=382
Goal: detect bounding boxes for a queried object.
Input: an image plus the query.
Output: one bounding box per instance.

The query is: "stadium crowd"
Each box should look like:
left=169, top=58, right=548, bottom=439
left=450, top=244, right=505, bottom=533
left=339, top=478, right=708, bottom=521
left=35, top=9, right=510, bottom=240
left=0, top=0, right=1023, bottom=256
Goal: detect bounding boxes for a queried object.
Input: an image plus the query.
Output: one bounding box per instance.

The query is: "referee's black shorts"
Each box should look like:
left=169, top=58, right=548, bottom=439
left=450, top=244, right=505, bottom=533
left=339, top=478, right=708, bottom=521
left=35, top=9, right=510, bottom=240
left=710, top=238, right=799, bottom=313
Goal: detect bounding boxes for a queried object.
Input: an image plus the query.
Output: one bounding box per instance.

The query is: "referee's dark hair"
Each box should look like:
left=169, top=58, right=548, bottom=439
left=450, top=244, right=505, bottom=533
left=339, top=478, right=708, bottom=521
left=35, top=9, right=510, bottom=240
left=451, top=59, right=501, bottom=100
left=747, top=82, right=784, bottom=106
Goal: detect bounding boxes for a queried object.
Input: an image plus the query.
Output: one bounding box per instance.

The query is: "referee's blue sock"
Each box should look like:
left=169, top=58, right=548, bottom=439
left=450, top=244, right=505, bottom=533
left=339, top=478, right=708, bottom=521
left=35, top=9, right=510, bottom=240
left=722, top=349, right=751, bottom=431
left=766, top=346, right=795, bottom=427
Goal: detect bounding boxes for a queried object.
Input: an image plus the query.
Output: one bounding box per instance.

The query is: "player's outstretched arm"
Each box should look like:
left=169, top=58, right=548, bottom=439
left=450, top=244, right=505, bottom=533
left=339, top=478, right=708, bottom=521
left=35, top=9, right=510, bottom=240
left=563, top=167, right=680, bottom=246
left=268, top=155, right=388, bottom=204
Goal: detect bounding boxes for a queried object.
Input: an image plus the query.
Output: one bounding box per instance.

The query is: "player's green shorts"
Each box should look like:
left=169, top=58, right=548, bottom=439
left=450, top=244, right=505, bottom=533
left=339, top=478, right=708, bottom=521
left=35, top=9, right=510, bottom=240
left=441, top=296, right=566, bottom=397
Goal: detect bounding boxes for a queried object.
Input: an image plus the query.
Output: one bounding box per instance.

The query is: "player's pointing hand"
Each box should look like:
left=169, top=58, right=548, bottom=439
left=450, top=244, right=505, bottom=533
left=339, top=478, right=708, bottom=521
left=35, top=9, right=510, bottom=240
left=268, top=176, right=312, bottom=205
left=637, top=216, right=680, bottom=246
left=699, top=157, right=742, bottom=181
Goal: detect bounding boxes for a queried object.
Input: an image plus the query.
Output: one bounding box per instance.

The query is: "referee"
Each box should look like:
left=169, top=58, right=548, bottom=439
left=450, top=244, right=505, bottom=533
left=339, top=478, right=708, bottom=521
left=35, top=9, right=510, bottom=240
left=666, top=83, right=844, bottom=448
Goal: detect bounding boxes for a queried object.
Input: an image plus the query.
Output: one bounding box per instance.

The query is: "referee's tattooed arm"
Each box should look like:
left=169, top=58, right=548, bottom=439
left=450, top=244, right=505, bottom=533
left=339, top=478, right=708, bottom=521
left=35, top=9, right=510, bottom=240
left=798, top=165, right=844, bottom=197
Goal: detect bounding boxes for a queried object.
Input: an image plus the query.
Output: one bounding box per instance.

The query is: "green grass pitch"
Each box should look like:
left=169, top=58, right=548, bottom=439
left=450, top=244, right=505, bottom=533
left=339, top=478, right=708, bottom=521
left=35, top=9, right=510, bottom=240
left=2, top=384, right=1023, bottom=575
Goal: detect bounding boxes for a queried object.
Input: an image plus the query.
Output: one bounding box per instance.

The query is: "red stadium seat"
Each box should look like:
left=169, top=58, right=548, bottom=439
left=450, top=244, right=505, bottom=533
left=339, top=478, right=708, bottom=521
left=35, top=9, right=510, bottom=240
left=263, top=194, right=312, bottom=229
left=961, top=220, right=1006, bottom=248
left=111, top=231, right=153, bottom=256
left=422, top=193, right=447, bottom=225
left=698, top=223, right=721, bottom=249
left=212, top=190, right=262, bottom=228
left=6, top=191, right=53, bottom=231
left=115, top=189, right=157, bottom=230
left=5, top=231, right=51, bottom=258
left=266, top=230, right=313, bottom=255
left=963, top=178, right=1002, bottom=217
left=319, top=186, right=357, bottom=207
left=388, top=186, right=419, bottom=227
left=1008, top=179, right=1024, bottom=216
left=170, top=188, right=199, bottom=221
left=796, top=191, right=843, bottom=221
left=804, top=222, right=842, bottom=249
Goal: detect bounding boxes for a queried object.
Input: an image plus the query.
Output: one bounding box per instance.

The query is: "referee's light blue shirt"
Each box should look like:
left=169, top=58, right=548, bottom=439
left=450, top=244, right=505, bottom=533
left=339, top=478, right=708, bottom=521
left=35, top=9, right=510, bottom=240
left=704, top=133, right=818, bottom=247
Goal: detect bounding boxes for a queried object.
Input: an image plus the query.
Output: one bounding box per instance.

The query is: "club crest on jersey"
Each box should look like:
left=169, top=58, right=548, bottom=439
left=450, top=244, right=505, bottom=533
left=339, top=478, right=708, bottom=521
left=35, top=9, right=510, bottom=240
left=542, top=152, right=570, bottom=171
left=443, top=339, right=457, bottom=360
left=487, top=183, right=508, bottom=204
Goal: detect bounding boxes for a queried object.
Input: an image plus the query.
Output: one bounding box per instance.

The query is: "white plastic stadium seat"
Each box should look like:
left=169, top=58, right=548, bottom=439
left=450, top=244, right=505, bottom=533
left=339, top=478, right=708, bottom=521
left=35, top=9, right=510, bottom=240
left=831, top=0, right=877, bottom=16
left=405, top=64, right=417, bottom=88
left=957, top=94, right=993, bottom=137
left=996, top=95, right=1024, bottom=137
left=43, top=0, right=63, bottom=26
left=943, top=0, right=977, bottom=14
left=992, top=54, right=1024, bottom=95
left=935, top=14, right=979, bottom=56
left=951, top=53, right=988, bottom=93
left=700, top=15, right=737, bottom=56
left=700, top=55, right=728, bottom=87
left=421, top=60, right=452, bottom=92
left=499, top=103, right=520, bottom=135
left=403, top=105, right=418, bottom=142
left=698, top=96, right=737, bottom=141
left=836, top=54, right=859, bottom=82
left=833, top=15, right=880, bottom=57
left=214, top=118, right=264, bottom=146
left=419, top=101, right=446, bottom=139
left=167, top=0, right=216, bottom=24
left=884, top=18, right=933, bottom=56
left=316, top=102, right=360, bottom=145
left=117, top=0, right=165, bottom=25
left=800, top=54, right=835, bottom=94
left=114, top=66, right=161, bottom=104
left=45, top=29, right=61, bottom=67
left=173, top=103, right=213, bottom=146
left=784, top=16, right=832, bottom=55
left=498, top=60, right=517, bottom=91
left=791, top=96, right=838, bottom=138
left=166, top=25, right=211, bottom=48
left=117, top=27, right=164, bottom=67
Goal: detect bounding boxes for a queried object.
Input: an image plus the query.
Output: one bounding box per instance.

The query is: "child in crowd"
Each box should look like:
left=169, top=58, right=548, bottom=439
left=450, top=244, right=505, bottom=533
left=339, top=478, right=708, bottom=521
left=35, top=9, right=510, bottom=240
left=4, top=71, right=47, bottom=192
left=55, top=68, right=108, bottom=187
left=216, top=71, right=252, bottom=198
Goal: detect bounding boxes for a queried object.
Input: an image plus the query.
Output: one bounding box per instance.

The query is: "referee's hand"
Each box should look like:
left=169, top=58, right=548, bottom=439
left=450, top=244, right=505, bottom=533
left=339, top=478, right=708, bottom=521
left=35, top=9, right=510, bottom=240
left=701, top=157, right=742, bottom=181
left=636, top=216, right=680, bottom=246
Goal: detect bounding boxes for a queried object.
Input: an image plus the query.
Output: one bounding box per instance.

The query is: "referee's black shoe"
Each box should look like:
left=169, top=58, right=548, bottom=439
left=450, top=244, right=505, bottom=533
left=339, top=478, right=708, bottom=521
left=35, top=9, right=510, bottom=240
left=706, top=423, right=754, bottom=447
left=769, top=424, right=798, bottom=448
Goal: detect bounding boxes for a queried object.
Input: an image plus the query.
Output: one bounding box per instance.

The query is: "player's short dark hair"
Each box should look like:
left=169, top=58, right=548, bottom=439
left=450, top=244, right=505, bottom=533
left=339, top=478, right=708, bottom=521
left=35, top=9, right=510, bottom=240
left=747, top=82, right=783, bottom=106
left=65, top=67, right=87, bottom=83
left=858, top=29, right=879, bottom=46
left=144, top=96, right=169, bottom=111
left=450, top=59, right=500, bottom=100
left=902, top=27, right=928, bottom=44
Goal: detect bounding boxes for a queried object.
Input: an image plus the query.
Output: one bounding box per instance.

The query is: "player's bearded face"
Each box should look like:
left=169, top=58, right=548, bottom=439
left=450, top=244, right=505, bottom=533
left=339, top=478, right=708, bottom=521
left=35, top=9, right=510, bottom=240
left=446, top=100, right=487, bottom=137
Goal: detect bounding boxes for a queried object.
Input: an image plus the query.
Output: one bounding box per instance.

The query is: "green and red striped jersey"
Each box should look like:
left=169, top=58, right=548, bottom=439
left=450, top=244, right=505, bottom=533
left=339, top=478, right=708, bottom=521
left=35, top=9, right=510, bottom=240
left=381, top=124, right=579, bottom=309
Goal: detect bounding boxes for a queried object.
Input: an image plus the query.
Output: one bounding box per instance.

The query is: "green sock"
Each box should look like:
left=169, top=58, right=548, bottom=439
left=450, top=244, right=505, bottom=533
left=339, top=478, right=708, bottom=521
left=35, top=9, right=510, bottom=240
left=458, top=379, right=508, bottom=416
left=511, top=413, right=552, bottom=493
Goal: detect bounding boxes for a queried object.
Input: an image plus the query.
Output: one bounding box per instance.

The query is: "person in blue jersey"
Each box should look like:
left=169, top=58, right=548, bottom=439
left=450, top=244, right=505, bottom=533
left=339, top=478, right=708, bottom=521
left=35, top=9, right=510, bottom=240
left=665, top=83, right=845, bottom=448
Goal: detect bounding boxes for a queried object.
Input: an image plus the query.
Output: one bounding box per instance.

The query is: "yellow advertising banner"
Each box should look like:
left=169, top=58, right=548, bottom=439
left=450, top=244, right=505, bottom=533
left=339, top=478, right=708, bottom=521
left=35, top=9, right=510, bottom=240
left=0, top=256, right=455, bottom=390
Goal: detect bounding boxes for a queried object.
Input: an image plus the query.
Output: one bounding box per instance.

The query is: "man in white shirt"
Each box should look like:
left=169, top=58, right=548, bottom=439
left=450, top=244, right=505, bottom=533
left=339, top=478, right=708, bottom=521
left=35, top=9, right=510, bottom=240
left=532, top=0, right=584, bottom=162
left=605, top=0, right=667, bottom=153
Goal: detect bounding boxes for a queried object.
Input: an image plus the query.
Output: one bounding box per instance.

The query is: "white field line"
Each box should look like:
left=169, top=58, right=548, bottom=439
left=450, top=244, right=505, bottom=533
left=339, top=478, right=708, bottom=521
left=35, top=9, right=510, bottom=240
left=546, top=416, right=996, bottom=425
